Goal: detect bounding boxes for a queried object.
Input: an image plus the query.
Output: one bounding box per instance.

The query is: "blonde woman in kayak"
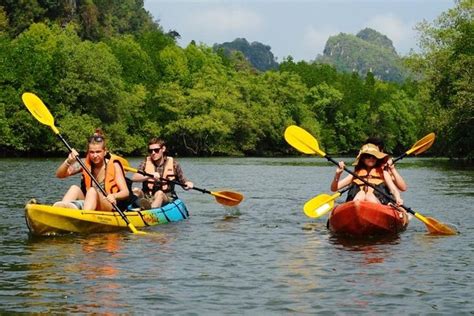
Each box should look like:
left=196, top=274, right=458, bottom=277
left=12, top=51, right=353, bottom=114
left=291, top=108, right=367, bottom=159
left=53, top=129, right=130, bottom=211
left=331, top=143, right=403, bottom=206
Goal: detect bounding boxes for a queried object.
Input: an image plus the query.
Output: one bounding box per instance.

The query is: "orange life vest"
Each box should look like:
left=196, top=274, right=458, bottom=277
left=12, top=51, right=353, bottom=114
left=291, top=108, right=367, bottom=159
left=144, top=156, right=175, bottom=194
left=81, top=154, right=123, bottom=194
left=346, top=167, right=392, bottom=204
left=353, top=167, right=385, bottom=189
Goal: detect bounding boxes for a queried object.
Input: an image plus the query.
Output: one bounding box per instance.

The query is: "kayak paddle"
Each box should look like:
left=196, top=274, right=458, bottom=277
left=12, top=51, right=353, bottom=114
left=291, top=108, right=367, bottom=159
left=284, top=125, right=457, bottom=235
left=21, top=92, right=145, bottom=235
left=304, top=187, right=350, bottom=219
left=392, top=132, right=435, bottom=163
left=303, top=132, right=436, bottom=219
left=122, top=165, right=244, bottom=207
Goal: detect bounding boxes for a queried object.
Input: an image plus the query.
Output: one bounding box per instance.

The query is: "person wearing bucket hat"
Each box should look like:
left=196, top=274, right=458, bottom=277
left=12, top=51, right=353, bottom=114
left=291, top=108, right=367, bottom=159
left=363, top=137, right=407, bottom=192
left=330, top=143, right=403, bottom=205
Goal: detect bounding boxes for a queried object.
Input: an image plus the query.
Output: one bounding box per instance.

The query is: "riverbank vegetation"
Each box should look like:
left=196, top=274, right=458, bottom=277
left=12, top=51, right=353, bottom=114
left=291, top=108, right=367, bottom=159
left=0, top=1, right=471, bottom=160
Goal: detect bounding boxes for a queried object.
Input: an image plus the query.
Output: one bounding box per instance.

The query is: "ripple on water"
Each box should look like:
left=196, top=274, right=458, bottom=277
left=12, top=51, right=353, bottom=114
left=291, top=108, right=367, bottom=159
left=0, top=157, right=473, bottom=314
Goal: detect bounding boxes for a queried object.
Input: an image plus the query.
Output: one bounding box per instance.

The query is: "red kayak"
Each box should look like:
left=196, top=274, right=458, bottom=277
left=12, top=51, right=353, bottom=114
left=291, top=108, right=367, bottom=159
left=328, top=200, right=409, bottom=236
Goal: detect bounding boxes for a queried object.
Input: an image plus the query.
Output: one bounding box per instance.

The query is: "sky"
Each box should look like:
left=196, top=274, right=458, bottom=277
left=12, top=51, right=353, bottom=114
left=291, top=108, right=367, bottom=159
left=143, top=0, right=455, bottom=62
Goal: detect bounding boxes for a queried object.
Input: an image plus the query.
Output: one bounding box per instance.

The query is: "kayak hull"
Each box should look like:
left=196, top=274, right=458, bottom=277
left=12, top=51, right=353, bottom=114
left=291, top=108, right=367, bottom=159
left=328, top=200, right=408, bottom=236
left=25, top=199, right=189, bottom=236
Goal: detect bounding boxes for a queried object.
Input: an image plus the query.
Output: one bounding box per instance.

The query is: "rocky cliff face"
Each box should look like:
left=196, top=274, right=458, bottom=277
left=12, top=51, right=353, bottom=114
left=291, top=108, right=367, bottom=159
left=318, top=28, right=408, bottom=82
left=213, top=38, right=279, bottom=72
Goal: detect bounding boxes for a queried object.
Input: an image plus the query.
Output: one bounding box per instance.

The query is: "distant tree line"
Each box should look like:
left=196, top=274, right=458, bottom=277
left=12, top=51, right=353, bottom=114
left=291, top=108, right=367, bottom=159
left=0, top=0, right=471, bottom=160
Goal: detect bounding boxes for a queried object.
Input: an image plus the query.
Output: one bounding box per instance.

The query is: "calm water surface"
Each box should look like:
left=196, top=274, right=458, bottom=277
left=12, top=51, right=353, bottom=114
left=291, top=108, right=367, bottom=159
left=0, top=157, right=473, bottom=314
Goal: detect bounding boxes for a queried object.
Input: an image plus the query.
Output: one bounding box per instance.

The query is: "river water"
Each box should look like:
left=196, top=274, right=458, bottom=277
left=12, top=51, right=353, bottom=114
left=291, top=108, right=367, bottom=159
left=0, top=157, right=473, bottom=314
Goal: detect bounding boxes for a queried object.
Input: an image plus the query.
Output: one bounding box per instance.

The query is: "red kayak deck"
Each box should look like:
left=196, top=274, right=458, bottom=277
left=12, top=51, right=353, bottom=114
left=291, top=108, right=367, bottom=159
left=328, top=200, right=409, bottom=236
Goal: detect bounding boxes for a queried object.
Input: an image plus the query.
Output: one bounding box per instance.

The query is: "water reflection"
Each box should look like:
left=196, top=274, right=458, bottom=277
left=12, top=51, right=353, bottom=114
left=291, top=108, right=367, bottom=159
left=20, top=231, right=174, bottom=313
left=1, top=157, right=473, bottom=314
left=21, top=234, right=125, bottom=312
left=329, top=234, right=401, bottom=265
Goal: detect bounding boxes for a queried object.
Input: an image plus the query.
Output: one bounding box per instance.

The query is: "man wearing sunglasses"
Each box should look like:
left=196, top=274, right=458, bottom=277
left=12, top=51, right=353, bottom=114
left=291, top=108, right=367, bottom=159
left=131, top=137, right=193, bottom=209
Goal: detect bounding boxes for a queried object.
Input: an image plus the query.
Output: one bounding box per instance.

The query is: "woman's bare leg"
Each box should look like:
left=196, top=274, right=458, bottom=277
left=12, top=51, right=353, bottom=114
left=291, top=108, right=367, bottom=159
left=365, top=192, right=381, bottom=204
left=62, top=185, right=85, bottom=202
left=353, top=190, right=366, bottom=201
left=83, top=187, right=100, bottom=211
left=151, top=191, right=169, bottom=208
left=95, top=192, right=114, bottom=211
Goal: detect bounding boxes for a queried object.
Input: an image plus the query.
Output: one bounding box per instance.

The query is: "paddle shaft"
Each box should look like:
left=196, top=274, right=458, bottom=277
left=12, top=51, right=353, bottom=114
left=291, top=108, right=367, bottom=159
left=57, top=134, right=135, bottom=227
left=392, top=153, right=407, bottom=164
left=392, top=143, right=422, bottom=164
left=337, top=185, right=351, bottom=196
left=134, top=169, right=212, bottom=195
left=324, top=154, right=419, bottom=216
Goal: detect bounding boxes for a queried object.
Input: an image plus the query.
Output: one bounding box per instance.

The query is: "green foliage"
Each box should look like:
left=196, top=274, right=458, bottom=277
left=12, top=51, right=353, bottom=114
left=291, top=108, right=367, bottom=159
left=165, top=111, right=233, bottom=156
left=57, top=113, right=101, bottom=153
left=0, top=6, right=8, bottom=33
left=106, top=35, right=157, bottom=86
left=0, top=102, right=13, bottom=150
left=157, top=45, right=189, bottom=83
left=1, top=0, right=45, bottom=36
left=2, top=0, right=157, bottom=40
left=407, top=0, right=473, bottom=160
left=279, top=59, right=339, bottom=88
left=0, top=1, right=470, bottom=162
left=106, top=121, right=146, bottom=155
left=136, top=29, right=176, bottom=75
left=56, top=40, right=124, bottom=122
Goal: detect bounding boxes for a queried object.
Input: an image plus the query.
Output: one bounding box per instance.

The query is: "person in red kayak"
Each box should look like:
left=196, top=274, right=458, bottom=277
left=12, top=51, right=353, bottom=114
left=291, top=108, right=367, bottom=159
left=131, top=137, right=193, bottom=209
left=53, top=129, right=130, bottom=211
left=363, top=137, right=407, bottom=192
left=331, top=143, right=403, bottom=205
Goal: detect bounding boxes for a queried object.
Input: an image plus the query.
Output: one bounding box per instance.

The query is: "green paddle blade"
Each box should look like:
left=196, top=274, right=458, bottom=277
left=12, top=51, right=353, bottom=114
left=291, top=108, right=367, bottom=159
left=303, top=193, right=340, bottom=218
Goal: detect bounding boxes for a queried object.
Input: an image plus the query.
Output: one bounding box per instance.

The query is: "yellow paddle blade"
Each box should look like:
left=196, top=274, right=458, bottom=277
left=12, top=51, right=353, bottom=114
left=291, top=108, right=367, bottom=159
left=425, top=216, right=458, bottom=235
left=21, top=92, right=59, bottom=134
left=303, top=193, right=340, bottom=218
left=212, top=191, right=244, bottom=206
left=407, top=133, right=436, bottom=156
left=128, top=223, right=147, bottom=235
left=123, top=165, right=137, bottom=173
left=414, top=212, right=458, bottom=235
left=284, top=125, right=326, bottom=156
left=115, top=156, right=131, bottom=169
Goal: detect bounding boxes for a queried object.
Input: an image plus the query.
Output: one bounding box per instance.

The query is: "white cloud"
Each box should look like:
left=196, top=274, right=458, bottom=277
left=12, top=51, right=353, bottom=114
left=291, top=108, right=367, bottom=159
left=302, top=25, right=340, bottom=59
left=366, top=14, right=413, bottom=53
left=185, top=7, right=263, bottom=34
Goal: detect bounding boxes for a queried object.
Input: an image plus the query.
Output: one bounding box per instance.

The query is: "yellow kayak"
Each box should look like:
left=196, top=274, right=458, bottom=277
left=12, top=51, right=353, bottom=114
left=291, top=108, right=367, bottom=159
left=25, top=199, right=189, bottom=236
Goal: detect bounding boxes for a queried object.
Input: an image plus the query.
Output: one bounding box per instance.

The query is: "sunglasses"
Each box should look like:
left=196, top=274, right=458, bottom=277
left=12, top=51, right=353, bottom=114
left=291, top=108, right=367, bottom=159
left=88, top=135, right=104, bottom=143
left=148, top=147, right=162, bottom=154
